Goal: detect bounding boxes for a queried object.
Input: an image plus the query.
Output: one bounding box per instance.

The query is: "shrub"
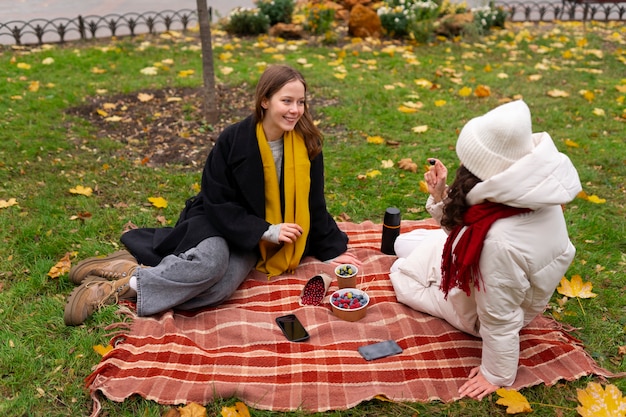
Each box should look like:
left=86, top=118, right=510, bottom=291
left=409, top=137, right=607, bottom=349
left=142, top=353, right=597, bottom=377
left=223, top=7, right=270, bottom=36
left=378, top=0, right=441, bottom=39
left=473, top=3, right=508, bottom=34
left=257, top=0, right=296, bottom=26
left=304, top=3, right=336, bottom=35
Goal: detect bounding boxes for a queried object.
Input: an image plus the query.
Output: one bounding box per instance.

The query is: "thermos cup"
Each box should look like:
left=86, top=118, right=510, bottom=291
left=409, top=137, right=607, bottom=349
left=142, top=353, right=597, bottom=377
left=381, top=207, right=401, bottom=255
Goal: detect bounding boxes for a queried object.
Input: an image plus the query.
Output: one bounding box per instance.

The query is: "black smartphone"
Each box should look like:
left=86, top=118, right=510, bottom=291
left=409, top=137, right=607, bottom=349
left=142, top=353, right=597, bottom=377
left=358, top=340, right=403, bottom=361
left=275, top=314, right=310, bottom=342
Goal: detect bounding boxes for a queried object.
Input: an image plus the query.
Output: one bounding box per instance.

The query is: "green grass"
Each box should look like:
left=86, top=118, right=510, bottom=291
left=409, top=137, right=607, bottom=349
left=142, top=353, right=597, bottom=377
left=0, top=20, right=625, bottom=416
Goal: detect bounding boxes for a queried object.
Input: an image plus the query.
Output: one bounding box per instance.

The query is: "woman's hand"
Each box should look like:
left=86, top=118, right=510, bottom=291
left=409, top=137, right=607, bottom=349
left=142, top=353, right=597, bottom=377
left=424, top=158, right=448, bottom=203
left=330, top=252, right=362, bottom=268
left=278, top=223, right=303, bottom=244
left=458, top=367, right=499, bottom=400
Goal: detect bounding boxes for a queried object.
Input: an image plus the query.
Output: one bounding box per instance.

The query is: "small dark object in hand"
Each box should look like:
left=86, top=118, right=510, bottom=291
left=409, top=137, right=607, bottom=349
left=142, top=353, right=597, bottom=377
left=428, top=159, right=436, bottom=165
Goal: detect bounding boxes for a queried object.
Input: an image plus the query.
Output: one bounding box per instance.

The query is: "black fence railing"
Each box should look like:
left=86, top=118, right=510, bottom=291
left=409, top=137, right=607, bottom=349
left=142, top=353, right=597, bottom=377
left=1, top=3, right=624, bottom=46
left=501, top=0, right=626, bottom=21
left=1, top=9, right=200, bottom=46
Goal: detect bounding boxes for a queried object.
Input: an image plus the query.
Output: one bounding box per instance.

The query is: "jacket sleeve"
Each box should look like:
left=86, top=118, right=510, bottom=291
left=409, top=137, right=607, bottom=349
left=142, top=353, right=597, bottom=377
left=474, top=238, right=530, bottom=387
left=304, top=151, right=348, bottom=261
left=200, top=121, right=271, bottom=251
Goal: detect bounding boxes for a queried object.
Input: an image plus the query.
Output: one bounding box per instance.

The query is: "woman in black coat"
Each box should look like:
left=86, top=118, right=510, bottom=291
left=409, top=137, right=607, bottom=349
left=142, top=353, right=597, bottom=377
left=64, top=64, right=361, bottom=326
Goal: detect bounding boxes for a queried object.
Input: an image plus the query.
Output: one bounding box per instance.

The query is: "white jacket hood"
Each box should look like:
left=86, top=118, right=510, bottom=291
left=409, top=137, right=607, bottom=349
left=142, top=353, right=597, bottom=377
left=466, top=132, right=582, bottom=210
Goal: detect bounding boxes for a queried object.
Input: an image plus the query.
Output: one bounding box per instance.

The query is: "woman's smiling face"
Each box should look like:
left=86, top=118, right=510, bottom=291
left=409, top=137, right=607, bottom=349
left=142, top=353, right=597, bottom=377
left=261, top=79, right=306, bottom=141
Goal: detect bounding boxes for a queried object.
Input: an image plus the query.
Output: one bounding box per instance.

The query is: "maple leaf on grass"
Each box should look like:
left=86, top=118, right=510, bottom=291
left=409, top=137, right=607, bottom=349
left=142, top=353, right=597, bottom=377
left=69, top=185, right=93, bottom=197
left=93, top=344, right=114, bottom=357
left=557, top=274, right=597, bottom=315
left=47, top=252, right=73, bottom=278
left=577, top=382, right=626, bottom=417
left=398, top=158, right=417, bottom=173
left=148, top=196, right=168, bottom=209
left=221, top=401, right=250, bottom=417
left=557, top=274, right=597, bottom=299
left=178, top=402, right=207, bottom=417
left=496, top=388, right=533, bottom=414
left=0, top=198, right=18, bottom=209
left=577, top=190, right=606, bottom=204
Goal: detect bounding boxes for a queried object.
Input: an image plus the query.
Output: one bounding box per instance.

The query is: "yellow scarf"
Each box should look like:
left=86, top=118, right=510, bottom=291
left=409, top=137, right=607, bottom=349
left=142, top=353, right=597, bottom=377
left=255, top=122, right=311, bottom=278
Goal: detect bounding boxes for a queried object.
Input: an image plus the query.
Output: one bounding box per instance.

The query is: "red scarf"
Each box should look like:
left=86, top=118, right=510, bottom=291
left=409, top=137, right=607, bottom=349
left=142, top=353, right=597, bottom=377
left=440, top=201, right=531, bottom=298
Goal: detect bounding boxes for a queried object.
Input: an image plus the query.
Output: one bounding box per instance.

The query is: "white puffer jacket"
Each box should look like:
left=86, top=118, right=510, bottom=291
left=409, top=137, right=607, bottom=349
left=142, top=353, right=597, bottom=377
left=391, top=132, right=582, bottom=387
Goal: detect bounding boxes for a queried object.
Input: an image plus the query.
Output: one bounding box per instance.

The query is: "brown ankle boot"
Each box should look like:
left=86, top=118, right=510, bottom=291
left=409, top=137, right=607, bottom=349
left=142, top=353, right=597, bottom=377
left=64, top=276, right=136, bottom=326
left=69, top=250, right=138, bottom=285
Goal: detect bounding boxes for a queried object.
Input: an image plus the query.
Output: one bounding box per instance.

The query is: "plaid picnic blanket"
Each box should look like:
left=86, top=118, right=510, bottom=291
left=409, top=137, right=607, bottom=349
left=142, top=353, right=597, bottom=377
left=86, top=220, right=617, bottom=415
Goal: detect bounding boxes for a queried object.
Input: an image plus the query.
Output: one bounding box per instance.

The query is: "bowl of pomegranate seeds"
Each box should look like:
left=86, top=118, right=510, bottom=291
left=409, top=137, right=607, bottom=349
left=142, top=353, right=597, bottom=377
left=300, top=273, right=332, bottom=306
left=330, top=288, right=370, bottom=322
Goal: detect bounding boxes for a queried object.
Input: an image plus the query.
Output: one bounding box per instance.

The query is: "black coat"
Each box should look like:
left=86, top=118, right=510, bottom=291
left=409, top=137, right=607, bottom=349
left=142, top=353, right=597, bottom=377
left=121, top=115, right=348, bottom=266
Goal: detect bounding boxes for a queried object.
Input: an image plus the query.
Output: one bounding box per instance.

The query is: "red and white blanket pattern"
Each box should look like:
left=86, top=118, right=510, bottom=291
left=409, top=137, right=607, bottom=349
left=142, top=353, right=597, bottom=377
left=86, top=220, right=616, bottom=415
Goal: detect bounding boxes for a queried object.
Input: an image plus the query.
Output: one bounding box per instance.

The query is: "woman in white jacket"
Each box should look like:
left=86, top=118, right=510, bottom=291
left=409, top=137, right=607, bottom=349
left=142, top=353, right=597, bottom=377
left=389, top=100, right=582, bottom=400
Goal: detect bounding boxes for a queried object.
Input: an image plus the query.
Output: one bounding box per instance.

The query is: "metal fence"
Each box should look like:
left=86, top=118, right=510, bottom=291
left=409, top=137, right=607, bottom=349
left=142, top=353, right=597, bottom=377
left=1, top=3, right=624, bottom=46
left=503, top=0, right=625, bottom=21
left=0, top=9, right=199, bottom=46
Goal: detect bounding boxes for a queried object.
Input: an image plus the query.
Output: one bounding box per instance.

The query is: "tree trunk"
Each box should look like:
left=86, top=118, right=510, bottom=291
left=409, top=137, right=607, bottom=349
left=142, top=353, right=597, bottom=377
left=196, top=0, right=219, bottom=124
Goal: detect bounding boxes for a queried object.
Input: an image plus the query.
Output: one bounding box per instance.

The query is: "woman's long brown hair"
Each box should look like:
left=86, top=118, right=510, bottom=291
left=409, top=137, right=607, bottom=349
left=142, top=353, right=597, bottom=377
left=254, top=64, right=323, bottom=159
left=441, top=165, right=482, bottom=230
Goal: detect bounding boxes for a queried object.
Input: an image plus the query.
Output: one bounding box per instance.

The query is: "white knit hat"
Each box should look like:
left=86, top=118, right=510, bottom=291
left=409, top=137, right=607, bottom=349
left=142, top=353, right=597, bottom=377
left=456, top=100, right=534, bottom=180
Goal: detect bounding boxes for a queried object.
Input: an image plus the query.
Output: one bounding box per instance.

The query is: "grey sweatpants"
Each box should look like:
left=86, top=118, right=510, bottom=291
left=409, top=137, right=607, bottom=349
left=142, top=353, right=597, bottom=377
left=134, top=236, right=257, bottom=316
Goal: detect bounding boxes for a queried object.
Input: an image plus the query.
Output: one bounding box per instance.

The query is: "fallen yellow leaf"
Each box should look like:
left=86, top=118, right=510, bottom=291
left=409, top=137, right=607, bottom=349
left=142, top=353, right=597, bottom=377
left=412, top=125, right=428, bottom=133
left=579, top=89, right=595, bottom=102
left=93, top=344, right=114, bottom=356
left=366, top=169, right=382, bottom=178
left=434, top=99, right=447, bottom=107
left=179, top=402, right=208, bottom=417
left=47, top=252, right=72, bottom=278
left=556, top=274, right=597, bottom=299
left=586, top=194, right=606, bottom=204
left=592, top=108, right=605, bottom=117
left=577, top=382, right=626, bottom=417
left=419, top=180, right=429, bottom=193
left=178, top=69, right=195, bottom=77
left=547, top=89, right=570, bottom=98
left=398, top=105, right=418, bottom=113
left=220, top=401, right=250, bottom=417
left=367, top=135, right=385, bottom=144
left=398, top=158, right=417, bottom=173
left=69, top=185, right=93, bottom=197
left=564, top=138, right=580, bottom=148
left=137, top=92, right=154, bottom=102
left=381, top=159, right=394, bottom=169
left=496, top=388, right=532, bottom=414
left=474, top=85, right=491, bottom=98
left=0, top=198, right=18, bottom=209
left=458, top=86, right=472, bottom=97
left=28, top=81, right=40, bottom=92
left=149, top=196, right=168, bottom=208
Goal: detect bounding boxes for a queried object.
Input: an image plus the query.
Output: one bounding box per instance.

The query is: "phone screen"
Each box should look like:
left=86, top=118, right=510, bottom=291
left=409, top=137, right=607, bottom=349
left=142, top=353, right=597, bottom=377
left=276, top=314, right=310, bottom=342
left=358, top=340, right=403, bottom=361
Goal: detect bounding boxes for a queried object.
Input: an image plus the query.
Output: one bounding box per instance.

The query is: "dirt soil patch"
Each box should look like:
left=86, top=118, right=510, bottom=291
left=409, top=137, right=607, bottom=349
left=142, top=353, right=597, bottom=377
left=67, top=83, right=254, bottom=168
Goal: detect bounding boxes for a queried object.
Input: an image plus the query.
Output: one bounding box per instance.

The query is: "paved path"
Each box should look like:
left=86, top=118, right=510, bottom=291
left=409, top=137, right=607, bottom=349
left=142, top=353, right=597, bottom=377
left=2, top=0, right=254, bottom=22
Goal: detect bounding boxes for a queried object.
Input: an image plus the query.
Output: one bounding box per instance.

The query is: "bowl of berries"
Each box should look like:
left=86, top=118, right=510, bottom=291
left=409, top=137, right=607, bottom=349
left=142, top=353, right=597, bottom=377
left=330, top=288, right=370, bottom=322
left=335, top=263, right=358, bottom=289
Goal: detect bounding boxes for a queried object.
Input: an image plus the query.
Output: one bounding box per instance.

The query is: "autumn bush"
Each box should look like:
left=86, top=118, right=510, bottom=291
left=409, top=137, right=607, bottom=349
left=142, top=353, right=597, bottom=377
left=257, top=0, right=296, bottom=26
left=0, top=17, right=625, bottom=417
left=223, top=6, right=270, bottom=36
